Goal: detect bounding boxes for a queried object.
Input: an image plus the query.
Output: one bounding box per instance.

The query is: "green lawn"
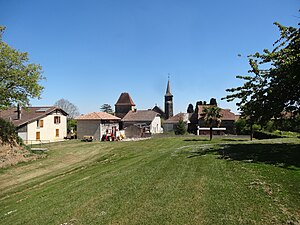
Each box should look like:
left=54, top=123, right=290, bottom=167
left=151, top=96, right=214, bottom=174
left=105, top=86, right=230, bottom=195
left=0, top=136, right=299, bottom=224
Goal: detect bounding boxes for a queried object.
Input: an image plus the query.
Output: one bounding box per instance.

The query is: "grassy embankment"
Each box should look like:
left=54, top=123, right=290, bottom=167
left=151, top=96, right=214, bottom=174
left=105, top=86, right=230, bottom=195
left=0, top=136, right=299, bottom=224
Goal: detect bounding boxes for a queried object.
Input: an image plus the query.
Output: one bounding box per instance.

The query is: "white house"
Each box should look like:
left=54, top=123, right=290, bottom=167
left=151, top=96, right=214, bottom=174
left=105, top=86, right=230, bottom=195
left=122, top=110, right=162, bottom=135
left=0, top=106, right=68, bottom=144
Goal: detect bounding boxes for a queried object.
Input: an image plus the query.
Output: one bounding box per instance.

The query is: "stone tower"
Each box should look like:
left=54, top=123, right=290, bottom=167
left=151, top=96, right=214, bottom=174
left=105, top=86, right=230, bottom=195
left=164, top=79, right=173, bottom=119
left=115, top=92, right=136, bottom=119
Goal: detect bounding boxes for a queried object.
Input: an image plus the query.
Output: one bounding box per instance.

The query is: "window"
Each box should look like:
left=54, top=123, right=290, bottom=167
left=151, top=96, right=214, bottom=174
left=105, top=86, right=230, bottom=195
left=37, top=119, right=44, bottom=128
left=36, top=132, right=40, bottom=140
left=54, top=116, right=61, bottom=124
left=56, top=129, right=59, bottom=137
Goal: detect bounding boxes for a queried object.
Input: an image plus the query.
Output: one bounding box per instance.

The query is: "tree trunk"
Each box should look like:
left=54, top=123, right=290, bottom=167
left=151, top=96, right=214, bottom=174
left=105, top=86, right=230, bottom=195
left=210, top=126, right=213, bottom=141
left=250, top=122, right=253, bottom=141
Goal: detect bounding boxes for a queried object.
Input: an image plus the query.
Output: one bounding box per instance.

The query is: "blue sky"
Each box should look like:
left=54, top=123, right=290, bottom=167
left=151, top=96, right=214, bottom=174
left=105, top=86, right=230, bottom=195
left=1, top=0, right=298, bottom=114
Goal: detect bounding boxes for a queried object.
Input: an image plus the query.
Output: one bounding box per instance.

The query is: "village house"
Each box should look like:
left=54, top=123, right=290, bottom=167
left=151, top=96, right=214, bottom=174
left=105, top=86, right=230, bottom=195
left=122, top=110, right=162, bottom=137
left=0, top=106, right=68, bottom=144
left=76, top=112, right=121, bottom=141
left=163, top=112, right=190, bottom=132
left=188, top=99, right=237, bottom=134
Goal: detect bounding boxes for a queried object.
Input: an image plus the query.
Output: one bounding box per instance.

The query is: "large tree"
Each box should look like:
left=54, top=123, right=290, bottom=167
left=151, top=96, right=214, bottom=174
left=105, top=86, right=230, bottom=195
left=54, top=98, right=80, bottom=119
left=223, top=22, right=300, bottom=126
left=0, top=26, right=44, bottom=109
left=100, top=104, right=114, bottom=114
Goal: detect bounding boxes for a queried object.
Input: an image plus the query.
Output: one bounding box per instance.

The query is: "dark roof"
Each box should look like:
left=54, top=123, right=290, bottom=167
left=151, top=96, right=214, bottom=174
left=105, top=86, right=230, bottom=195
left=0, top=106, right=68, bottom=127
left=152, top=106, right=165, bottom=115
left=115, top=92, right=136, bottom=106
left=122, top=110, right=160, bottom=122
left=197, top=105, right=236, bottom=120
left=165, top=79, right=173, bottom=97
left=76, top=112, right=120, bottom=120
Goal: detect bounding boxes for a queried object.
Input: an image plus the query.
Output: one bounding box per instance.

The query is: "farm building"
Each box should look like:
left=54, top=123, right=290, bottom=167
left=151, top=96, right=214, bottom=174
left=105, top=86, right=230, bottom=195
left=122, top=110, right=162, bottom=136
left=76, top=112, right=121, bottom=140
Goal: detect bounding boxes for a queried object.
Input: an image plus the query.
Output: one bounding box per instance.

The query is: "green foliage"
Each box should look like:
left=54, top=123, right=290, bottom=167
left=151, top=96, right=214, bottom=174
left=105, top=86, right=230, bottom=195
left=202, top=106, right=222, bottom=140
left=67, top=118, right=77, bottom=131
left=0, top=26, right=44, bottom=109
left=0, top=118, right=19, bottom=145
left=100, top=103, right=114, bottom=114
left=223, top=22, right=300, bottom=125
left=175, top=118, right=186, bottom=135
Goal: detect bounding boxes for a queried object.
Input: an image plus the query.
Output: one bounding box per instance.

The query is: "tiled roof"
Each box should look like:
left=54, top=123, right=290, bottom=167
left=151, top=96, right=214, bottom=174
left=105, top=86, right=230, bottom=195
left=0, top=106, right=68, bottom=127
left=76, top=112, right=121, bottom=120
left=115, top=92, right=136, bottom=106
left=164, top=113, right=189, bottom=124
left=198, top=105, right=236, bottom=120
left=122, top=110, right=159, bottom=122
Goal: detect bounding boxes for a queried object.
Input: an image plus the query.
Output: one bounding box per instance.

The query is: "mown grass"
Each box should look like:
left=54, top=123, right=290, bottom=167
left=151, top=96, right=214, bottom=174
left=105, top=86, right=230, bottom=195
left=0, top=136, right=299, bottom=224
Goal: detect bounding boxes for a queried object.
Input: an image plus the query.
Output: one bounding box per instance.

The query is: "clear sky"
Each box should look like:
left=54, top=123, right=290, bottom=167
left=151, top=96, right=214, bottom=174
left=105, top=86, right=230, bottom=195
left=1, top=0, right=298, bottom=115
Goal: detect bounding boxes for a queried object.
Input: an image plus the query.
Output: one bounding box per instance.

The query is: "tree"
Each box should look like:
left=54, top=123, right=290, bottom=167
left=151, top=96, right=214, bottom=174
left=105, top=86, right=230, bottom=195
left=187, top=104, right=194, bottom=113
left=175, top=118, right=186, bottom=135
left=0, top=26, right=44, bottom=109
left=202, top=106, right=222, bottom=140
left=223, top=22, right=300, bottom=128
left=54, top=98, right=80, bottom=119
left=100, top=104, right=113, bottom=114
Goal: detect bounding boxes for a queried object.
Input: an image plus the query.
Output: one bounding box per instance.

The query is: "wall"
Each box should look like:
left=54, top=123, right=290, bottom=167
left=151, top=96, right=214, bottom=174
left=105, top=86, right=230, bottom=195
left=150, top=116, right=162, bottom=134
left=77, top=120, right=101, bottom=140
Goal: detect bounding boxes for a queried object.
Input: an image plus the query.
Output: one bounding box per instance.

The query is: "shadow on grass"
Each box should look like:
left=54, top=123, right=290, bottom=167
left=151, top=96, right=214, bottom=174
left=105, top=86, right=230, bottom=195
left=189, top=143, right=300, bottom=169
left=184, top=139, right=210, bottom=142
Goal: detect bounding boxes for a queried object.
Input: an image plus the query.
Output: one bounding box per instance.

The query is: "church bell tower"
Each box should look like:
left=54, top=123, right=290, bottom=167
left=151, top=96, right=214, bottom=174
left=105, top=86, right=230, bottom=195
left=164, top=78, right=173, bottom=119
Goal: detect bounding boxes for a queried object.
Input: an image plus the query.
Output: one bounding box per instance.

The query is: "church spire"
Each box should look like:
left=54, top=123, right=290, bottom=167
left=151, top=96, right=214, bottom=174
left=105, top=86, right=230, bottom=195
left=164, top=77, right=173, bottom=119
left=165, top=76, right=173, bottom=97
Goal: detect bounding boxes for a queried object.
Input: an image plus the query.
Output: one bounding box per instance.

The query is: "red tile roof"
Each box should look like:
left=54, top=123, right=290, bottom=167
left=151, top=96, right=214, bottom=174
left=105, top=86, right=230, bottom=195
left=115, top=92, right=136, bottom=106
left=198, top=105, right=236, bottom=121
left=76, top=112, right=121, bottom=120
left=0, top=106, right=68, bottom=127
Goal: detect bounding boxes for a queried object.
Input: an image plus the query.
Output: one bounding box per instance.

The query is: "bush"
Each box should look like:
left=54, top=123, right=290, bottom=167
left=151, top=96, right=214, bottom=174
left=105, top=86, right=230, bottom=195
left=0, top=118, right=19, bottom=145
left=253, top=130, right=282, bottom=139
left=175, top=119, right=186, bottom=135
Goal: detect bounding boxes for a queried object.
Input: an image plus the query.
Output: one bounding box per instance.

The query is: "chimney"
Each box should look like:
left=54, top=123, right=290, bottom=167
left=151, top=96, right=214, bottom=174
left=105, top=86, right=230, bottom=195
left=17, top=104, right=22, bottom=120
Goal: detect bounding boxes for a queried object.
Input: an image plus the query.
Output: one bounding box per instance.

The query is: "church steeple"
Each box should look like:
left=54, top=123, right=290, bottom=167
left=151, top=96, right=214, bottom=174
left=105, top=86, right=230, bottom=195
left=166, top=79, right=172, bottom=96
left=164, top=78, right=173, bottom=119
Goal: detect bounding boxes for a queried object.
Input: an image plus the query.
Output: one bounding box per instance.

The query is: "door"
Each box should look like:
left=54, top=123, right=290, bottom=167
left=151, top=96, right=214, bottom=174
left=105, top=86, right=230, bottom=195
left=36, top=132, right=40, bottom=140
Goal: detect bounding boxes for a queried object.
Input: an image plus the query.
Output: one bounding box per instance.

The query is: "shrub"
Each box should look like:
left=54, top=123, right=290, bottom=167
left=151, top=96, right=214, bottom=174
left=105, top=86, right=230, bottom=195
left=0, top=118, right=19, bottom=145
left=175, top=119, right=186, bottom=135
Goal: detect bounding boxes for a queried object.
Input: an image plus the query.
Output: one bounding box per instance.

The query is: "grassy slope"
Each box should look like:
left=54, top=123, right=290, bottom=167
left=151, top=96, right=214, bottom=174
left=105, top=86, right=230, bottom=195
left=0, top=137, right=299, bottom=225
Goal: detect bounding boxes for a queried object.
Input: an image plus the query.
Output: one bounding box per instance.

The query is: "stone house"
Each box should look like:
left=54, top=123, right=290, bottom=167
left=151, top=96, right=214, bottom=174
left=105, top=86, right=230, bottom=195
left=122, top=110, right=162, bottom=135
left=0, top=106, right=68, bottom=144
left=163, top=113, right=190, bottom=132
left=76, top=112, right=121, bottom=140
left=188, top=99, right=237, bottom=134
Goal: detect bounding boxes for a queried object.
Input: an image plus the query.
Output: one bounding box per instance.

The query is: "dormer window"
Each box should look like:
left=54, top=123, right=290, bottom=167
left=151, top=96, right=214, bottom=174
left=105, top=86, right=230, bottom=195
left=54, top=116, right=61, bottom=124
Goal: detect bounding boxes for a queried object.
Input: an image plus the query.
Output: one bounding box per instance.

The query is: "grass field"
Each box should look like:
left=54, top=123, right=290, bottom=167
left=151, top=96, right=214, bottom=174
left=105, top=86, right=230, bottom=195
left=0, top=136, right=299, bottom=225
